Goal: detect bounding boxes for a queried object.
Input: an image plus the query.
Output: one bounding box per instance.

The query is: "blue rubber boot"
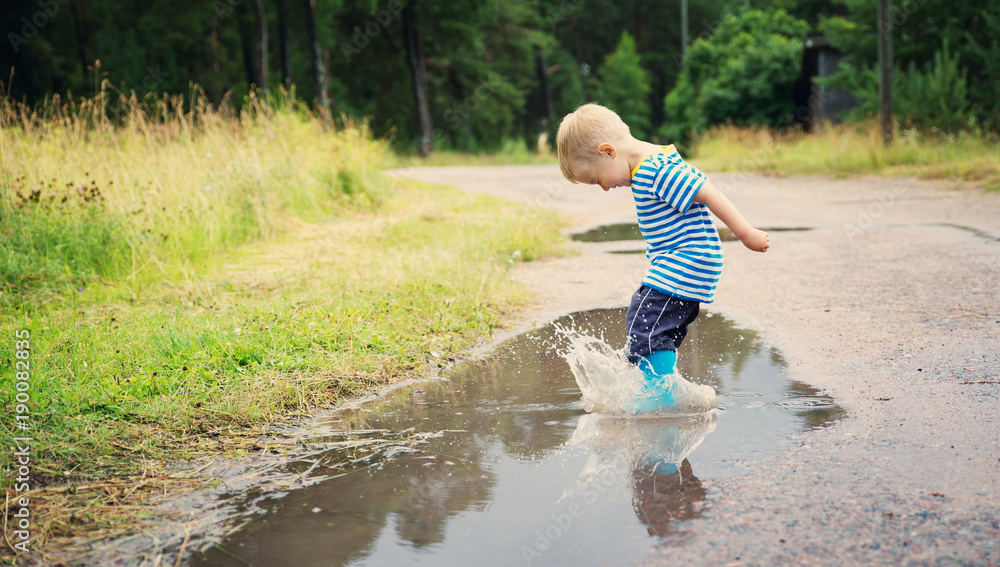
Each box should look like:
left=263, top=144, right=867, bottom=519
left=632, top=350, right=679, bottom=413
left=637, top=451, right=679, bottom=476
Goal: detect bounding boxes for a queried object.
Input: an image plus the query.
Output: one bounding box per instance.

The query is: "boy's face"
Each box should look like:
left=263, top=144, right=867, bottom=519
left=575, top=143, right=632, bottom=191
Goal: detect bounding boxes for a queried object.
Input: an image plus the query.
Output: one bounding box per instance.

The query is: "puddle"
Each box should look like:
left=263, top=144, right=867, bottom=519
left=573, top=223, right=813, bottom=248
left=571, top=223, right=644, bottom=242
left=932, top=223, right=1000, bottom=243
left=190, top=310, right=843, bottom=567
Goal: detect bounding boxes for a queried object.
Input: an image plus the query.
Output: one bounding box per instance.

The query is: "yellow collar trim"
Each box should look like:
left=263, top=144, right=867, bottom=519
left=631, top=144, right=677, bottom=177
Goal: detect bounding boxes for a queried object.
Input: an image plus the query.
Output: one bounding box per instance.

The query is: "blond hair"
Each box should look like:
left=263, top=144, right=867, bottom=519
left=556, top=103, right=630, bottom=183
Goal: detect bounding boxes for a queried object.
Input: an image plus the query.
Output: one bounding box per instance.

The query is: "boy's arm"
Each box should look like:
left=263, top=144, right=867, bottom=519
left=692, top=180, right=770, bottom=252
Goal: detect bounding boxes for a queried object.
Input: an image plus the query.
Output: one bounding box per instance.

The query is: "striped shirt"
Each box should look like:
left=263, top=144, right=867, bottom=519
left=630, top=146, right=723, bottom=303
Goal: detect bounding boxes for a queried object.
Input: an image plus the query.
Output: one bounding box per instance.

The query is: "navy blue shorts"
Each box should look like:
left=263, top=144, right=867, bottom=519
left=625, top=285, right=700, bottom=361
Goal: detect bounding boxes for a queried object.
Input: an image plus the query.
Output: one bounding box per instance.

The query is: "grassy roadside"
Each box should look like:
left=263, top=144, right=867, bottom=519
left=0, top=88, right=566, bottom=558
left=688, top=122, right=1000, bottom=191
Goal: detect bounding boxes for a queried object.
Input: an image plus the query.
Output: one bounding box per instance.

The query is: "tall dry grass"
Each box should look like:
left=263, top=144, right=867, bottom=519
left=1, top=81, right=388, bottom=308
left=688, top=121, right=1000, bottom=190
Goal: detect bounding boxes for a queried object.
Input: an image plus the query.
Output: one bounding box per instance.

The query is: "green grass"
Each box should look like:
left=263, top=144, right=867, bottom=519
left=1, top=183, right=564, bottom=483
left=688, top=122, right=1000, bottom=191
left=0, top=87, right=567, bottom=496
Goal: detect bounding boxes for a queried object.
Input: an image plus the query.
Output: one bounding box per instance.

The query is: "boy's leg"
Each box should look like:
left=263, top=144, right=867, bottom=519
left=625, top=285, right=701, bottom=363
left=625, top=286, right=700, bottom=411
left=665, top=301, right=700, bottom=351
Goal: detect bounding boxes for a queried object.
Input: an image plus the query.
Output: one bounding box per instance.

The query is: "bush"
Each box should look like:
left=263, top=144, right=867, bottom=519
left=819, top=40, right=972, bottom=132
left=958, top=8, right=1000, bottom=132
left=594, top=32, right=652, bottom=138
left=821, top=1, right=1000, bottom=133
left=662, top=8, right=809, bottom=143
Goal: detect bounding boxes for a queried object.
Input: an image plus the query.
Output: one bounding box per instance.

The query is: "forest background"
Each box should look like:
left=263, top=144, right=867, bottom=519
left=4, top=0, right=999, bottom=154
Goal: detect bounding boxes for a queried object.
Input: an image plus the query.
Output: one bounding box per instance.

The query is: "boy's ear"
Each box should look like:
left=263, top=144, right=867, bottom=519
left=597, top=143, right=617, bottom=159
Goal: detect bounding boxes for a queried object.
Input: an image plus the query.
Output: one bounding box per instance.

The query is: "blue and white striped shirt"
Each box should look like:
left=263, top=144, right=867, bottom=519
left=630, top=146, right=723, bottom=303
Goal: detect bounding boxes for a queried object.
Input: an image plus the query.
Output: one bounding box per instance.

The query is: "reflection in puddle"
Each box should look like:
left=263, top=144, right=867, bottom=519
left=191, top=310, right=843, bottom=567
left=563, top=412, right=716, bottom=540
left=571, top=223, right=644, bottom=242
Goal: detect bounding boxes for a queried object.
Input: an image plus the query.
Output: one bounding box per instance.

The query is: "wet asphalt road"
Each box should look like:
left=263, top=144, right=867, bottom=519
left=396, top=165, right=1000, bottom=566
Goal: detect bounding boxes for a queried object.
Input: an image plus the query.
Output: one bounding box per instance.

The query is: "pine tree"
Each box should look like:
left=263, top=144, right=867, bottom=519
left=595, top=32, right=652, bottom=139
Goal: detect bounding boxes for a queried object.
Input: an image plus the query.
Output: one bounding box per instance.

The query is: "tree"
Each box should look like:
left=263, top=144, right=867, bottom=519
left=278, top=0, right=293, bottom=89
left=72, top=0, right=95, bottom=86
left=402, top=0, right=434, bottom=156
left=542, top=0, right=758, bottom=141
left=662, top=8, right=810, bottom=142
left=821, top=0, right=1000, bottom=132
left=251, top=0, right=268, bottom=97
left=595, top=31, right=651, bottom=138
left=305, top=0, right=331, bottom=122
left=2, top=0, right=868, bottom=150
left=535, top=46, right=556, bottom=147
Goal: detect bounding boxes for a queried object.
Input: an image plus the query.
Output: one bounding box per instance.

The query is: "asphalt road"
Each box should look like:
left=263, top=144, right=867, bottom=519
left=396, top=165, right=1000, bottom=566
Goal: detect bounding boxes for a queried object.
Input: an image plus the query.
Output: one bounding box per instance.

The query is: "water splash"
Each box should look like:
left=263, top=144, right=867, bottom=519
left=555, top=324, right=717, bottom=414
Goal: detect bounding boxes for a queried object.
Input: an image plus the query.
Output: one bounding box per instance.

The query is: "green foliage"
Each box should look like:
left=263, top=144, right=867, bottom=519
left=770, top=0, right=836, bottom=26
left=331, top=0, right=541, bottom=153
left=821, top=0, right=1000, bottom=133
left=960, top=7, right=1000, bottom=132
left=821, top=41, right=971, bottom=132
left=662, top=8, right=809, bottom=142
left=0, top=0, right=776, bottom=154
left=594, top=32, right=652, bottom=138
left=546, top=49, right=586, bottom=117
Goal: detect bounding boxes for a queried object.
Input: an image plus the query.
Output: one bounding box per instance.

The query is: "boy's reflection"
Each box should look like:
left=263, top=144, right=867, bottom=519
left=631, top=457, right=707, bottom=536
left=629, top=416, right=712, bottom=536
left=569, top=412, right=715, bottom=538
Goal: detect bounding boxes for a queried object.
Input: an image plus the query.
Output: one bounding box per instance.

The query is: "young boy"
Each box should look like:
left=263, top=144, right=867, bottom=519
left=556, top=104, right=769, bottom=410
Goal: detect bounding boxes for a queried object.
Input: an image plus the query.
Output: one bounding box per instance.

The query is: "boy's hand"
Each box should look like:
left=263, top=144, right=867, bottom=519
left=740, top=229, right=770, bottom=252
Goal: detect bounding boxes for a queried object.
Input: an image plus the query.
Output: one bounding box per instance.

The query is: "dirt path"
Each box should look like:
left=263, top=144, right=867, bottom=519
left=397, top=165, right=1000, bottom=565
